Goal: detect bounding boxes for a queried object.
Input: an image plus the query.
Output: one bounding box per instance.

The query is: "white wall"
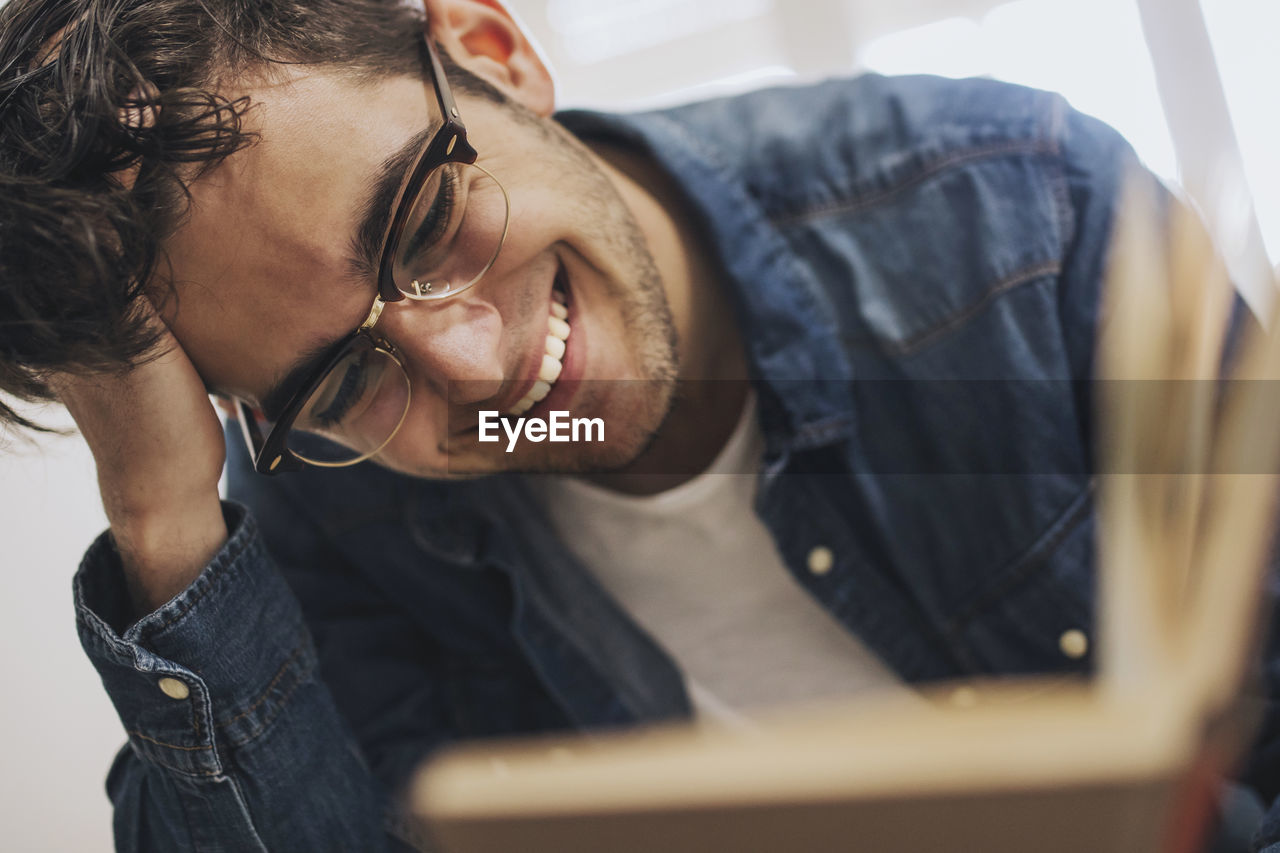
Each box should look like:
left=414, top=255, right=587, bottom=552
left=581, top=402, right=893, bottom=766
left=0, top=405, right=119, bottom=852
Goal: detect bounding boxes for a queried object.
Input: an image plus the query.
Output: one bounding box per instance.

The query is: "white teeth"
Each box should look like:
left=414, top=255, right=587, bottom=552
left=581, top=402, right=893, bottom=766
left=539, top=353, right=563, bottom=383
left=505, top=298, right=571, bottom=416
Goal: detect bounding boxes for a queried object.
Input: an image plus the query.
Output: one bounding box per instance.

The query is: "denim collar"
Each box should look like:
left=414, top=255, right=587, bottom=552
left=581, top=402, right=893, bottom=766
left=556, top=108, right=858, bottom=461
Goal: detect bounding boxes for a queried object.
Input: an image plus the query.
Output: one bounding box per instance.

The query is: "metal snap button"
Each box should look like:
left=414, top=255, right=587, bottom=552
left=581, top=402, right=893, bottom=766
left=806, top=545, right=835, bottom=576
left=1058, top=629, right=1089, bottom=659
left=157, top=677, right=190, bottom=700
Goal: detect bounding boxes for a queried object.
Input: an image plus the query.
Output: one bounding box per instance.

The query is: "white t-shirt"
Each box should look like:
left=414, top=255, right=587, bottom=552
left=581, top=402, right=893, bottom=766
left=534, top=394, right=904, bottom=721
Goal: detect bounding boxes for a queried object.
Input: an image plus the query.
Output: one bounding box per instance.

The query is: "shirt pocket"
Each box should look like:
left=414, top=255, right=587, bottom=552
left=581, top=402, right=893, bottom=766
left=946, top=482, right=1097, bottom=676
left=781, top=141, right=1070, bottom=359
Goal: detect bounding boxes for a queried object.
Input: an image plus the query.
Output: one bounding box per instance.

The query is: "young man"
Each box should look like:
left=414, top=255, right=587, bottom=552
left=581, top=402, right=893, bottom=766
left=2, top=0, right=1276, bottom=850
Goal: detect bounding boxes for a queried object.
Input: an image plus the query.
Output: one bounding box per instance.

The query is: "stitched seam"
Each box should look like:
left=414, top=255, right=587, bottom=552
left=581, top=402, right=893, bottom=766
left=126, top=636, right=310, bottom=767
left=772, top=139, right=1059, bottom=227
left=192, top=690, right=202, bottom=742
left=223, top=660, right=309, bottom=747
left=943, top=482, right=1093, bottom=637
left=217, top=637, right=308, bottom=730
left=147, top=531, right=257, bottom=636
left=865, top=260, right=1061, bottom=357
left=127, top=730, right=215, bottom=751
left=177, top=785, right=200, bottom=847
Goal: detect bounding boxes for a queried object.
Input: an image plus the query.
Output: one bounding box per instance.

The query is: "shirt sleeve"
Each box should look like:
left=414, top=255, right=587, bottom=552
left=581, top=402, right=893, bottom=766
left=74, top=501, right=422, bottom=852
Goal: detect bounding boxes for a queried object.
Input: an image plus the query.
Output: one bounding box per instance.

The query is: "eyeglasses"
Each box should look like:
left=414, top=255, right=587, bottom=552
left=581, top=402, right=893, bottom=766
left=234, top=29, right=510, bottom=475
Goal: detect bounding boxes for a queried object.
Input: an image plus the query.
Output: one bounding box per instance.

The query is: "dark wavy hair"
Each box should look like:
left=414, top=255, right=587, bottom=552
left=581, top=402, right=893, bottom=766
left=0, top=0, right=495, bottom=432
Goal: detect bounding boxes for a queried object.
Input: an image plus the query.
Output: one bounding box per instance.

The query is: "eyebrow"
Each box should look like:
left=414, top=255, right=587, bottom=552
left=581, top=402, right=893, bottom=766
left=258, top=334, right=348, bottom=422
left=347, top=125, right=437, bottom=281
left=246, top=125, right=440, bottom=419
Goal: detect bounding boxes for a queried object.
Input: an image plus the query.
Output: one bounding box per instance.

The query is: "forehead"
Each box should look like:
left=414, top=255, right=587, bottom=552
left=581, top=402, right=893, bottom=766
left=160, top=66, right=429, bottom=400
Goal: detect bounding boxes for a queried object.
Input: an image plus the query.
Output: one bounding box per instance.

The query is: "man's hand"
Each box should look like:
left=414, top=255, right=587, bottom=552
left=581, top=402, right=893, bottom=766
left=52, top=311, right=227, bottom=615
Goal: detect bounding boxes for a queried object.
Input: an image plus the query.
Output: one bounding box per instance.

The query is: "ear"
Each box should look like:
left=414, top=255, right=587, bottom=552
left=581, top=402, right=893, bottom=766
left=423, top=0, right=555, bottom=117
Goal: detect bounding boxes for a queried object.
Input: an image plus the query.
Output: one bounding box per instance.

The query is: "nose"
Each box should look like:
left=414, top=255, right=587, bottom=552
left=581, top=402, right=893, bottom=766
left=376, top=293, right=506, bottom=405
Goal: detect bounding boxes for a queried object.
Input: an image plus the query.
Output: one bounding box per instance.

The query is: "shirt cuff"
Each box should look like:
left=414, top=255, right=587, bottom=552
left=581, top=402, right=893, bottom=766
left=74, top=501, right=318, bottom=778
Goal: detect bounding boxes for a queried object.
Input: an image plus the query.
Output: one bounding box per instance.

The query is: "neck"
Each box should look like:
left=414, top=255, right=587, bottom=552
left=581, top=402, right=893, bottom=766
left=583, top=142, right=749, bottom=495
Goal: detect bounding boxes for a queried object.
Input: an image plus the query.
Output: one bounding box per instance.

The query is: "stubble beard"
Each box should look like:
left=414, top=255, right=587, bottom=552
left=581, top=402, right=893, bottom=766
left=503, top=112, right=681, bottom=475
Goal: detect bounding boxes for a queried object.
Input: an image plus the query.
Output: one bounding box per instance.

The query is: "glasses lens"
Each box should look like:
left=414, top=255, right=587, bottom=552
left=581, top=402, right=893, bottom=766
left=392, top=161, right=509, bottom=300
left=286, top=340, right=411, bottom=466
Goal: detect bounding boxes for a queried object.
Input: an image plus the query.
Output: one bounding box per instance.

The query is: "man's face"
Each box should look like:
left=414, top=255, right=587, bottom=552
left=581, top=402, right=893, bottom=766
left=162, top=64, right=678, bottom=478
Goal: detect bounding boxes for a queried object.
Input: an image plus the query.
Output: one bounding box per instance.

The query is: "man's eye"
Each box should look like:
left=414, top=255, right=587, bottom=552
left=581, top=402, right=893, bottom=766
left=401, top=166, right=460, bottom=265
left=310, top=360, right=369, bottom=428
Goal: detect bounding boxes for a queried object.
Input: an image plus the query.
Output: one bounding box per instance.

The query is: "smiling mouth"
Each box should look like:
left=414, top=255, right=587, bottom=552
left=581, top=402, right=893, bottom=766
left=506, top=271, right=570, bottom=416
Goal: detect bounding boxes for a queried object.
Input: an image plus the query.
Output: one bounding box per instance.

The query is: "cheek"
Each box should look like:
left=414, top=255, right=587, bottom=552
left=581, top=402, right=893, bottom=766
left=487, top=247, right=558, bottom=332
left=388, top=393, right=450, bottom=460
left=374, top=389, right=501, bottom=478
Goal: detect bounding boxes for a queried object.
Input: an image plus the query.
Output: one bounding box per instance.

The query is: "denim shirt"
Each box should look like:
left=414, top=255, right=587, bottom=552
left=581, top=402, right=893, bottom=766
left=74, top=74, right=1280, bottom=852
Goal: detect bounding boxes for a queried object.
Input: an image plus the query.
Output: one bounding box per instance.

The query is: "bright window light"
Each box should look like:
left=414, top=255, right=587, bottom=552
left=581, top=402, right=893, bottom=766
left=547, top=0, right=774, bottom=65
left=1200, top=0, right=1280, bottom=262
left=856, top=17, right=987, bottom=80
left=857, top=0, right=1177, bottom=182
left=626, top=65, right=798, bottom=110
